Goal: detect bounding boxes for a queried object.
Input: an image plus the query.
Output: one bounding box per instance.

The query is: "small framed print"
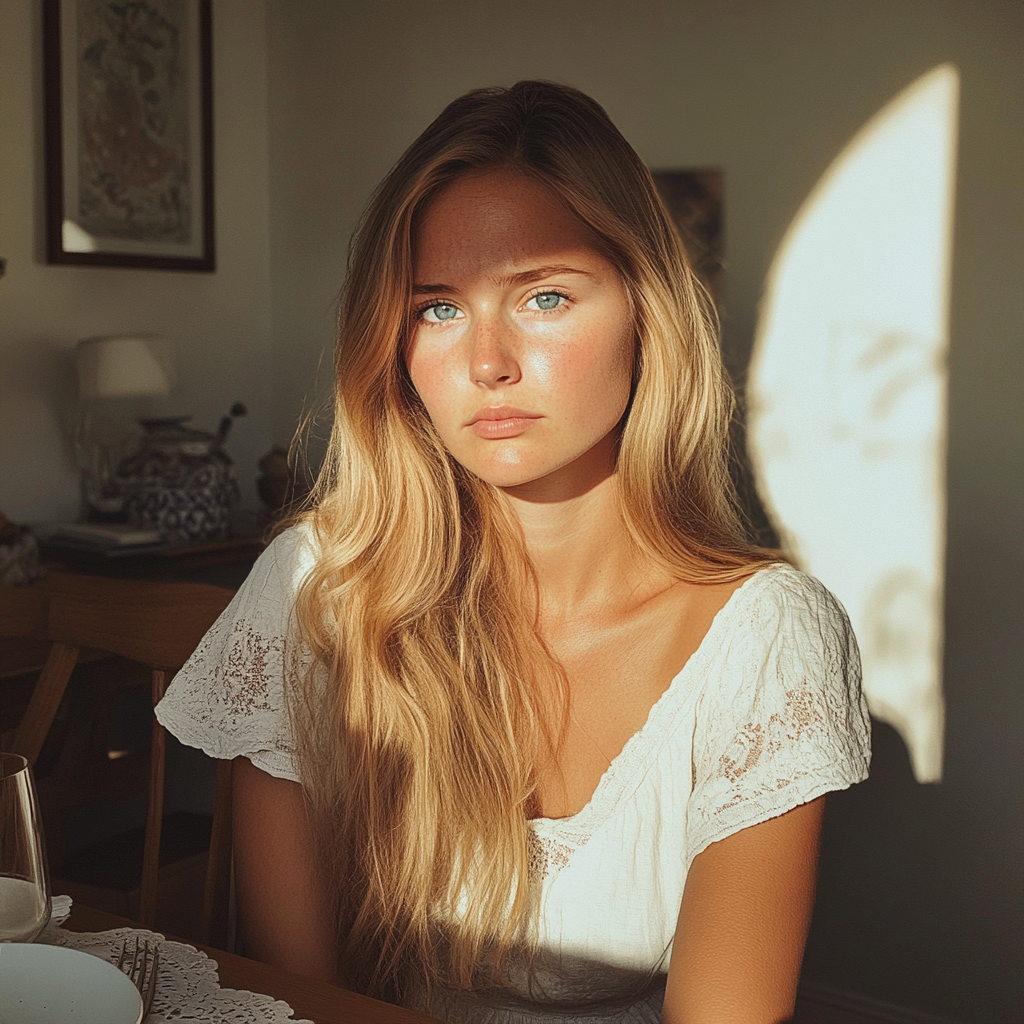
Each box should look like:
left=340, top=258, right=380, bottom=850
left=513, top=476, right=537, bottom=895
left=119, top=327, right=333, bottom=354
left=43, top=0, right=214, bottom=271
left=651, top=168, right=724, bottom=302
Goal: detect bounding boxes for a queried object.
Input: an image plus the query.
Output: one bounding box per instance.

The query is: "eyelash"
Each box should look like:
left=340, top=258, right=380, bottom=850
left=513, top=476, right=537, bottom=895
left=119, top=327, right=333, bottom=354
left=524, top=287, right=571, bottom=311
left=412, top=299, right=453, bottom=321
left=412, top=289, right=573, bottom=322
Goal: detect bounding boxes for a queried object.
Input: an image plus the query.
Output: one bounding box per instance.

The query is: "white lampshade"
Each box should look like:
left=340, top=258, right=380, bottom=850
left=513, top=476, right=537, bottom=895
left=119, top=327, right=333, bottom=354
left=76, top=335, right=172, bottom=400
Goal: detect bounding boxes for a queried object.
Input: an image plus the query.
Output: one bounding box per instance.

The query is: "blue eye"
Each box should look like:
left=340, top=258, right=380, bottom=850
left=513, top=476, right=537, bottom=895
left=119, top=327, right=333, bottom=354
left=527, top=292, right=565, bottom=311
left=420, top=302, right=461, bottom=323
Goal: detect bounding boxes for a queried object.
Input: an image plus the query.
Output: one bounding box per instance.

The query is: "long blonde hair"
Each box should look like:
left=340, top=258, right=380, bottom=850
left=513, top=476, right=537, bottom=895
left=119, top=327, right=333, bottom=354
left=290, top=81, right=776, bottom=997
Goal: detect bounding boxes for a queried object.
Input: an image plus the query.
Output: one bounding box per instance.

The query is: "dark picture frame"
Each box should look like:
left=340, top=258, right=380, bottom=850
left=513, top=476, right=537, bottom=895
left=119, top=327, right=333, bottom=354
left=43, top=0, right=214, bottom=271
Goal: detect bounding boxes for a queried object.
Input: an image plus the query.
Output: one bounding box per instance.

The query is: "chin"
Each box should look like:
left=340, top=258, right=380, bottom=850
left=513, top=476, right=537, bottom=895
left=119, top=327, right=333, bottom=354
left=452, top=454, right=546, bottom=490
left=477, top=457, right=607, bottom=498
left=453, top=437, right=618, bottom=495
left=473, top=465, right=548, bottom=490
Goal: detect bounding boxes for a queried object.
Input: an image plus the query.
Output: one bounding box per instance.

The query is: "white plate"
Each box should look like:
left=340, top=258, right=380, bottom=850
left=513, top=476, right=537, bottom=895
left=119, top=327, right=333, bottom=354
left=0, top=942, right=143, bottom=1024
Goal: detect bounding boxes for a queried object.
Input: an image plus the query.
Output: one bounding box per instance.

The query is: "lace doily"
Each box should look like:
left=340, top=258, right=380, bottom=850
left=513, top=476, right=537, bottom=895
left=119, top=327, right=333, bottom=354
left=40, top=897, right=312, bottom=1024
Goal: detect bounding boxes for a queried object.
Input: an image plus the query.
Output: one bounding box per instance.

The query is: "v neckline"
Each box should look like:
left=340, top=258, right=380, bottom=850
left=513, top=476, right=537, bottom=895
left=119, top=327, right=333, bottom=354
left=528, top=564, right=779, bottom=833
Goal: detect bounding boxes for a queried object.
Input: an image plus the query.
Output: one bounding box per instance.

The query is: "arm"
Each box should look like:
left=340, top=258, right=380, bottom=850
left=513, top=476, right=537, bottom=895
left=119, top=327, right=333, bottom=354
left=232, top=755, right=339, bottom=982
left=663, top=796, right=825, bottom=1024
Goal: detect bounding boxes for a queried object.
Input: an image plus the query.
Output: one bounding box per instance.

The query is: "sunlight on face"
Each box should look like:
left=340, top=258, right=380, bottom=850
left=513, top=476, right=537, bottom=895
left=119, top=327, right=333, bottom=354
left=405, top=171, right=634, bottom=499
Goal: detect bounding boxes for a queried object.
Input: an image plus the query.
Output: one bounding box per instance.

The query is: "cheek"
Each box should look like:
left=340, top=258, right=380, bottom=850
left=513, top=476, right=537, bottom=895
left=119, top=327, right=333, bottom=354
left=603, top=330, right=636, bottom=399
left=546, top=328, right=633, bottom=422
left=405, top=345, right=454, bottom=423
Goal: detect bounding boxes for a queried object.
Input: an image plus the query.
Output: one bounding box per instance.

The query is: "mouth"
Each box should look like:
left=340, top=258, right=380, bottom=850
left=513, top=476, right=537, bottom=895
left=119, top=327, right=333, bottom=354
left=468, top=406, right=541, bottom=439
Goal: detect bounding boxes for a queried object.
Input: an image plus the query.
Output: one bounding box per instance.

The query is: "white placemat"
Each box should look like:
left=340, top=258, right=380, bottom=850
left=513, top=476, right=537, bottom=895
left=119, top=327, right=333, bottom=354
left=41, top=896, right=313, bottom=1024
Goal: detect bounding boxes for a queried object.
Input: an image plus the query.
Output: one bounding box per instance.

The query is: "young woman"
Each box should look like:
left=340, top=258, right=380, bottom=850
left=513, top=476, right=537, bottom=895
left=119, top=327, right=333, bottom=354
left=157, top=81, right=870, bottom=1023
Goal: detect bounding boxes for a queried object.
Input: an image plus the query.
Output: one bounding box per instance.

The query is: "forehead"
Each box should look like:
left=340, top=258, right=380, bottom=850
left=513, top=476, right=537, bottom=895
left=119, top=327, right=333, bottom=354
left=412, top=170, right=604, bottom=279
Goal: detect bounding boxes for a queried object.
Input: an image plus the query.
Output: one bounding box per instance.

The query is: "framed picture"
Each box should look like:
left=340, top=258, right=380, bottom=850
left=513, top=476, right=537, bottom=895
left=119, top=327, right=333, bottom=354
left=43, top=0, right=214, bottom=271
left=651, top=169, right=724, bottom=302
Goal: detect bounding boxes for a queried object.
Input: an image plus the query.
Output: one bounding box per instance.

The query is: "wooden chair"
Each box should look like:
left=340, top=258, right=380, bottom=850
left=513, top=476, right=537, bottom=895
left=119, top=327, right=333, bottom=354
left=0, top=582, right=77, bottom=758
left=0, top=573, right=235, bottom=947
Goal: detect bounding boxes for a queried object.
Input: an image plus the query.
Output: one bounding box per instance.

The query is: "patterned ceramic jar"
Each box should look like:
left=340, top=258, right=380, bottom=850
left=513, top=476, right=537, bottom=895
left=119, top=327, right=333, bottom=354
left=118, top=406, right=245, bottom=541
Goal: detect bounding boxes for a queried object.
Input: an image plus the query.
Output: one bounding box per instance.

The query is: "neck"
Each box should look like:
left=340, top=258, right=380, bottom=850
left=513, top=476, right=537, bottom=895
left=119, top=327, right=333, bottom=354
left=500, top=436, right=656, bottom=625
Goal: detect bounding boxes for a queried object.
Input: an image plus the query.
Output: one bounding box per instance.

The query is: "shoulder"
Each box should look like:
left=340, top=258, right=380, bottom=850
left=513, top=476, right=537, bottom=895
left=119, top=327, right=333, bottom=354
left=692, top=560, right=867, bottom=780
left=244, top=522, right=320, bottom=603
left=720, top=562, right=857, bottom=666
left=742, top=561, right=850, bottom=623
left=701, top=562, right=862, bottom=727
left=686, top=562, right=870, bottom=864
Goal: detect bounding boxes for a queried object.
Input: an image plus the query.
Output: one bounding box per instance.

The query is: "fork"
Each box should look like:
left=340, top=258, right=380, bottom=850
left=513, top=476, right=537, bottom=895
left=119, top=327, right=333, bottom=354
left=115, top=935, right=160, bottom=1020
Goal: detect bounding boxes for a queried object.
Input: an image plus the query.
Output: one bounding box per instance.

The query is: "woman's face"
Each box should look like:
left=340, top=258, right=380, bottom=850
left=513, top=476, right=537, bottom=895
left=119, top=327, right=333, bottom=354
left=405, top=170, right=634, bottom=497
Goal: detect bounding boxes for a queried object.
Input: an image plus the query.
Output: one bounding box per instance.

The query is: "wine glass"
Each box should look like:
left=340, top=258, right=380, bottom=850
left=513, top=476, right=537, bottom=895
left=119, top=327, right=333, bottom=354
left=0, top=753, right=51, bottom=942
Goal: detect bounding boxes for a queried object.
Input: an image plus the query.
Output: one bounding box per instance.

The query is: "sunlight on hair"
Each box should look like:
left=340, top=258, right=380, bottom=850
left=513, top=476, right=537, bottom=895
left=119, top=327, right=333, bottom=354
left=748, top=64, right=959, bottom=783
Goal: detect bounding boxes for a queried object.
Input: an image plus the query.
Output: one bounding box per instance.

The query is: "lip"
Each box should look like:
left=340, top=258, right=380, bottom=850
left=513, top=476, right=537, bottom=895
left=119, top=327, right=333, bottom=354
left=467, top=406, right=541, bottom=439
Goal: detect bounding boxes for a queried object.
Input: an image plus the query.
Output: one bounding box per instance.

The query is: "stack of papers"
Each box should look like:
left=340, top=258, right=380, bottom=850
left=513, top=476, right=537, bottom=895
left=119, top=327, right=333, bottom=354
left=55, top=523, right=163, bottom=547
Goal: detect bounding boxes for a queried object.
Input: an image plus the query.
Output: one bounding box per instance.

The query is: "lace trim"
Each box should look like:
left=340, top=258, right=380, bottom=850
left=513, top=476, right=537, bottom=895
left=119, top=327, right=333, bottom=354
left=157, top=626, right=306, bottom=779
left=224, top=628, right=280, bottom=714
left=177, top=614, right=302, bottom=727
left=527, top=826, right=594, bottom=882
left=717, top=687, right=826, bottom=792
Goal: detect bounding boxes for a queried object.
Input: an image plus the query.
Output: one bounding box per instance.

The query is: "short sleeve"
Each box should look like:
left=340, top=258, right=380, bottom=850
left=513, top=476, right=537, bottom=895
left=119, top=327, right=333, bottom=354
left=686, top=566, right=870, bottom=867
left=154, top=524, right=317, bottom=782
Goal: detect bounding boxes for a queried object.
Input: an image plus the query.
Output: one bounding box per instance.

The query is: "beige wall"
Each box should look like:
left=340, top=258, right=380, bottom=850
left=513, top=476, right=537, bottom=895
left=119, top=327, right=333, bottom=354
left=0, top=0, right=273, bottom=520
left=265, top=1, right=1022, bottom=1020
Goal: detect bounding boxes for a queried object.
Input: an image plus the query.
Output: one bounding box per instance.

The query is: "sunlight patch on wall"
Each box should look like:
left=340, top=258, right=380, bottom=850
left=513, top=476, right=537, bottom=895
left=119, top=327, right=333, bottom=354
left=748, top=65, right=959, bottom=783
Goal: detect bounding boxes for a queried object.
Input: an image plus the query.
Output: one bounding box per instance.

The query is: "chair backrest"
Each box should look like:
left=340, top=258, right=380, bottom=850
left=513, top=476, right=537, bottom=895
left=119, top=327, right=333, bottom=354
left=5, top=572, right=235, bottom=945
left=46, top=577, right=233, bottom=669
left=0, top=582, right=49, bottom=640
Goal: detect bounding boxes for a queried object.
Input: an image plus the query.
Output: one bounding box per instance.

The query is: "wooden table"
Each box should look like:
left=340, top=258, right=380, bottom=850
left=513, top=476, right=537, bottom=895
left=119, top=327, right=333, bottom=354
left=66, top=904, right=441, bottom=1024
left=38, top=533, right=266, bottom=588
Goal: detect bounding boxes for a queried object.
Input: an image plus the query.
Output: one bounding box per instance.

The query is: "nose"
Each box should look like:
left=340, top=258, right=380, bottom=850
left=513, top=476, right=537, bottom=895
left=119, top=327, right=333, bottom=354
left=469, top=314, right=521, bottom=388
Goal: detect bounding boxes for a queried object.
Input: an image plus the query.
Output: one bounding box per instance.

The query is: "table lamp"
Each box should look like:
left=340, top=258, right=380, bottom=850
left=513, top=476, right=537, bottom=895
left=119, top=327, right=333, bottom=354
left=75, top=335, right=173, bottom=520
left=76, top=335, right=172, bottom=401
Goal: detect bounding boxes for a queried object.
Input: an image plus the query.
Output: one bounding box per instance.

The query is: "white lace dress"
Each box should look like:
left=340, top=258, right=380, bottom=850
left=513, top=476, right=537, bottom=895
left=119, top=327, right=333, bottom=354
left=155, top=525, right=871, bottom=1024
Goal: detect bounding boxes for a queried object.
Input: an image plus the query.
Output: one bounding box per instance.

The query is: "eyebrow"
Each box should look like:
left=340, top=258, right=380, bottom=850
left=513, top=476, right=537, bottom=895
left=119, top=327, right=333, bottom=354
left=411, top=264, right=594, bottom=295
